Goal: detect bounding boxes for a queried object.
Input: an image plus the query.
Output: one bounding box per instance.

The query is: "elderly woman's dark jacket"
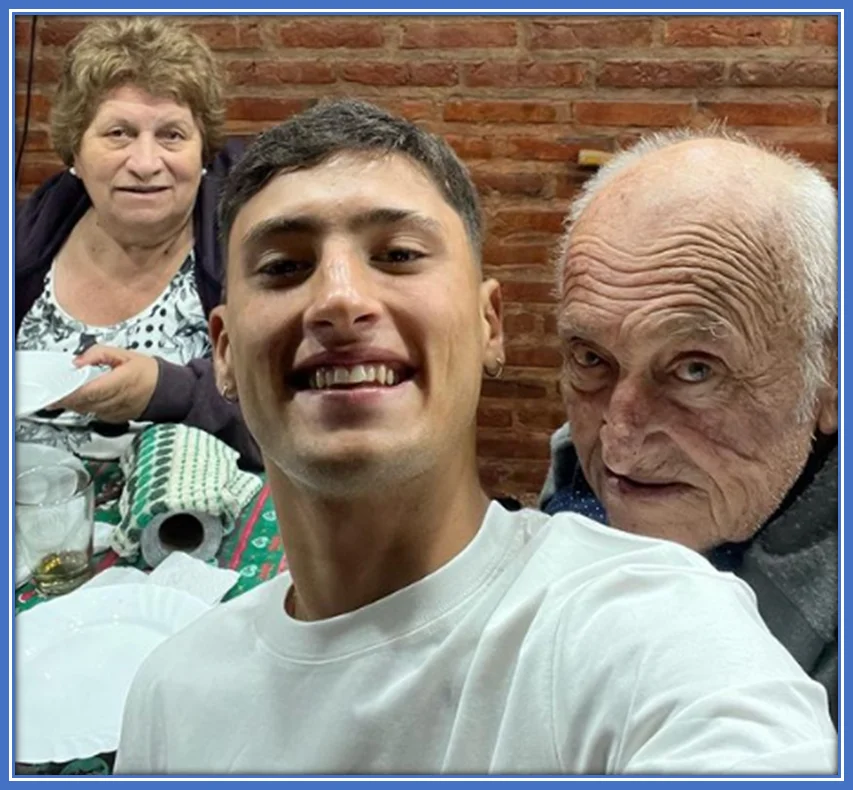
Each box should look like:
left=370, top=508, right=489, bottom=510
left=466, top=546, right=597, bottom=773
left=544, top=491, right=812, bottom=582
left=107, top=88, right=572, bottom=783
left=15, top=138, right=261, bottom=469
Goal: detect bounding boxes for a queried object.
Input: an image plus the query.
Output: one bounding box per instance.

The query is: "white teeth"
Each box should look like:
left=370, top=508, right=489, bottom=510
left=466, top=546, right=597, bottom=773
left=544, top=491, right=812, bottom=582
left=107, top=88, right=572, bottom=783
left=307, top=363, right=402, bottom=390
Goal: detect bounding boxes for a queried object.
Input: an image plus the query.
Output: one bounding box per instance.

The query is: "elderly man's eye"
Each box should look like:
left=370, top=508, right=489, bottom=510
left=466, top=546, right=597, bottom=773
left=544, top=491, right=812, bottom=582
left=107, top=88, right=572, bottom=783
left=673, top=359, right=713, bottom=383
left=570, top=346, right=604, bottom=368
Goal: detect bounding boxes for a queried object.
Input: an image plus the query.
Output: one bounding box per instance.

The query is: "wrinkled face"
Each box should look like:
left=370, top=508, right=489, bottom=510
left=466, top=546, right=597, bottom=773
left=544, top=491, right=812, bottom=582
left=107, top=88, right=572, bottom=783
left=211, top=152, right=502, bottom=496
left=558, top=166, right=835, bottom=552
left=74, top=84, right=203, bottom=243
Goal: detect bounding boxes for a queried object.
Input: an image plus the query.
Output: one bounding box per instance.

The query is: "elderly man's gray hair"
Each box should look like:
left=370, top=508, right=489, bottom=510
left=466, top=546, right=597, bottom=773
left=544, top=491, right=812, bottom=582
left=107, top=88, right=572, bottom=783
left=555, top=128, right=837, bottom=420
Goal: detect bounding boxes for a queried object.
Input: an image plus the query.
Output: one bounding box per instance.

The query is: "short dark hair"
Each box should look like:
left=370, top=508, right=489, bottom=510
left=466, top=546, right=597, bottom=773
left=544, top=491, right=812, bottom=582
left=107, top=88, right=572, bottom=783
left=218, top=98, right=483, bottom=260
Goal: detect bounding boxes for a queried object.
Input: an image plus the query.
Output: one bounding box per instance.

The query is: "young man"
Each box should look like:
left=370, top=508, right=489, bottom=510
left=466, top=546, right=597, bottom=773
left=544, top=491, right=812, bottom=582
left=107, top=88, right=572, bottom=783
left=115, top=100, right=835, bottom=775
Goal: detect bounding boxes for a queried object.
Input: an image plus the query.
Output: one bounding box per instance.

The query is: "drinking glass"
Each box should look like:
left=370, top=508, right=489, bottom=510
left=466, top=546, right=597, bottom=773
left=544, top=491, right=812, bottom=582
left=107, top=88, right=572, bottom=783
left=16, top=464, right=94, bottom=595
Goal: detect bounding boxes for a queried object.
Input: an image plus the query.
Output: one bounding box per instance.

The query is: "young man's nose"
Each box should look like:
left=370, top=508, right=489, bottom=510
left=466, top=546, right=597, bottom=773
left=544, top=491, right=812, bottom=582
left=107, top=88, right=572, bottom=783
left=304, top=252, right=381, bottom=339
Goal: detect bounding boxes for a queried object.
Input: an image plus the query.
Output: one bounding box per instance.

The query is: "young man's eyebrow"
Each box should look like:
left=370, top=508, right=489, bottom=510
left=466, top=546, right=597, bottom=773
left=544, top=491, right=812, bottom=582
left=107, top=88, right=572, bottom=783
left=240, top=209, right=444, bottom=251
left=349, top=207, right=444, bottom=236
left=240, top=216, right=322, bottom=250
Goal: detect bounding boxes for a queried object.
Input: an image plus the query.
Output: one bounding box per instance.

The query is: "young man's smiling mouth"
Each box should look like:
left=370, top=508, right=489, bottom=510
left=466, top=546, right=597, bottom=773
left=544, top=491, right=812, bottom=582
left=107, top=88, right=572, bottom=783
left=289, top=361, right=416, bottom=392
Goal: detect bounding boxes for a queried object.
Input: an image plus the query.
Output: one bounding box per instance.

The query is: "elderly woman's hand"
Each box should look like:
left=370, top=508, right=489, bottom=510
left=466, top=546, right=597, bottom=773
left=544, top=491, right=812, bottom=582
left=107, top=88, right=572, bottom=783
left=52, top=344, right=160, bottom=422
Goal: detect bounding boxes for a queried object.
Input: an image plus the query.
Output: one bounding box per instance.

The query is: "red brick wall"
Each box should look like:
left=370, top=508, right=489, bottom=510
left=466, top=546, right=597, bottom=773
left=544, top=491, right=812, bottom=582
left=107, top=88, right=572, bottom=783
left=15, top=14, right=838, bottom=504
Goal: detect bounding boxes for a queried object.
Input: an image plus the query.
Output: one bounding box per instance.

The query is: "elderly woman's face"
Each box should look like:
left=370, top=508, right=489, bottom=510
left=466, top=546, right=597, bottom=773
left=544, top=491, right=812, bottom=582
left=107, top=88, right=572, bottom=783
left=557, top=147, right=836, bottom=553
left=73, top=84, right=203, bottom=243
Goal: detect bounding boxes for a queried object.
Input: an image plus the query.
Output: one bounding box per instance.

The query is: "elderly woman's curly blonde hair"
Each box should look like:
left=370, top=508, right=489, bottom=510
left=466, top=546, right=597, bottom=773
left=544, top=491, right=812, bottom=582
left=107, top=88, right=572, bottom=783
left=50, top=16, right=225, bottom=166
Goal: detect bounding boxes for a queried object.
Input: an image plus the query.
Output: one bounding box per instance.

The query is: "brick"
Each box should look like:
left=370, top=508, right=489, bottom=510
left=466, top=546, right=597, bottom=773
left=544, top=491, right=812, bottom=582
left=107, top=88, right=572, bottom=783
left=516, top=405, right=567, bottom=432
left=340, top=61, right=406, bottom=86
left=544, top=313, right=559, bottom=335
left=277, top=20, right=383, bottom=49
left=471, top=169, right=547, bottom=198
left=401, top=21, right=516, bottom=49
left=16, top=128, right=51, bottom=151
left=15, top=55, right=61, bottom=84
left=444, top=100, right=556, bottom=124
left=598, top=60, right=725, bottom=88
left=500, top=281, right=559, bottom=304
left=504, top=461, right=552, bottom=489
left=574, top=101, right=693, bottom=127
left=410, top=62, right=458, bottom=87
left=664, top=16, right=792, bottom=47
left=464, top=61, right=585, bottom=88
left=340, top=61, right=457, bottom=87
left=477, top=404, right=513, bottom=429
left=530, top=19, right=652, bottom=49
left=505, top=136, right=610, bottom=162
left=381, top=99, right=436, bottom=122
left=729, top=60, right=837, bottom=88
left=776, top=139, right=837, bottom=164
left=38, top=18, right=89, bottom=47
left=699, top=101, right=823, bottom=127
left=828, top=101, right=837, bottom=125
left=15, top=16, right=34, bottom=47
left=224, top=121, right=269, bottom=141
left=483, top=242, right=552, bottom=267
left=503, top=312, right=540, bottom=335
left=555, top=171, right=589, bottom=200
left=492, top=209, right=565, bottom=236
left=803, top=17, right=838, bottom=46
left=15, top=93, right=51, bottom=123
left=193, top=21, right=262, bottom=50
left=445, top=135, right=496, bottom=160
left=477, top=437, right=551, bottom=461
left=226, top=97, right=311, bottom=122
left=227, top=59, right=335, bottom=85
left=481, top=378, right=548, bottom=399
left=505, top=345, right=563, bottom=368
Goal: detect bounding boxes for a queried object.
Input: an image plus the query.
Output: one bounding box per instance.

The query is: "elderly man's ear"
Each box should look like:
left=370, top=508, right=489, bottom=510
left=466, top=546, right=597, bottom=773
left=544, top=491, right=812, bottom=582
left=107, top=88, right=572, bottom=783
left=209, top=306, right=237, bottom=402
left=816, top=337, right=838, bottom=436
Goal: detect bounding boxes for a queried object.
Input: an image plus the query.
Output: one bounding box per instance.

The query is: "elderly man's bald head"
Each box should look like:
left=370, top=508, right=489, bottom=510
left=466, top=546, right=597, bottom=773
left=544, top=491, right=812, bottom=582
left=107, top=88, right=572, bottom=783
left=555, top=130, right=837, bottom=552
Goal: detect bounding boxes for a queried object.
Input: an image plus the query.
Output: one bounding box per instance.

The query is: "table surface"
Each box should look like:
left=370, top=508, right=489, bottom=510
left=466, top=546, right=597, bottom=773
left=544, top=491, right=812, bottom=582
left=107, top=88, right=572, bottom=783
left=15, top=459, right=284, bottom=775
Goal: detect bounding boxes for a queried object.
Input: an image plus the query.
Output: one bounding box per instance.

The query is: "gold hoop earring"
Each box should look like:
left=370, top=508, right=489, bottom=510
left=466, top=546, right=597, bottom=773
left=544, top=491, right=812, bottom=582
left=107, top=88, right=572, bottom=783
left=220, top=383, right=238, bottom=403
left=485, top=358, right=505, bottom=379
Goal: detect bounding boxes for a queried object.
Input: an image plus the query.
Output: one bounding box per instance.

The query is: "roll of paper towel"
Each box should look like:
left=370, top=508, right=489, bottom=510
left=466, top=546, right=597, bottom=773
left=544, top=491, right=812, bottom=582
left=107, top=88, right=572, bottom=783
left=139, top=510, right=224, bottom=568
left=114, top=423, right=263, bottom=566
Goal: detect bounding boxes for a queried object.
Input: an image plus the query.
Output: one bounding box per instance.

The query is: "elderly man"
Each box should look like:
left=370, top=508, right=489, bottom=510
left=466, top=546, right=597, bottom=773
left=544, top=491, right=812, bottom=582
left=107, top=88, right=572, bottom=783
left=541, top=130, right=838, bottom=724
left=115, top=103, right=834, bottom=775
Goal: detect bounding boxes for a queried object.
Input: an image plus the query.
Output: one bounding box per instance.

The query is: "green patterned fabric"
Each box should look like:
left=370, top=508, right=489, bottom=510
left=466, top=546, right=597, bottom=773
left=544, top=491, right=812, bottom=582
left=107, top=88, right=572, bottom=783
left=113, top=424, right=262, bottom=560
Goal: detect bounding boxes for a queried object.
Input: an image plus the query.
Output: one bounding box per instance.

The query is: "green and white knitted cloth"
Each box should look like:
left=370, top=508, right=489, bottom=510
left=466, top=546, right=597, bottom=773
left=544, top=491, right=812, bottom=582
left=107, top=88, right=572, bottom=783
left=113, top=423, right=263, bottom=560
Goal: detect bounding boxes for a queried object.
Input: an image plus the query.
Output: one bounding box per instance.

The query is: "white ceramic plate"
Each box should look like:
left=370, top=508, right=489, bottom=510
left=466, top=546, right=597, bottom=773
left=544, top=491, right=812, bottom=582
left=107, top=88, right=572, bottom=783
left=15, top=351, right=105, bottom=418
left=14, top=443, right=88, bottom=588
left=15, top=583, right=209, bottom=763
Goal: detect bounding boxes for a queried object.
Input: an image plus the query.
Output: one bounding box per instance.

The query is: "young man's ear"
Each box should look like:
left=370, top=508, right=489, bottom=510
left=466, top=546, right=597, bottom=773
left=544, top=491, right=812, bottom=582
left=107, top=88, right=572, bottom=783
left=209, top=306, right=236, bottom=400
left=480, top=278, right=504, bottom=373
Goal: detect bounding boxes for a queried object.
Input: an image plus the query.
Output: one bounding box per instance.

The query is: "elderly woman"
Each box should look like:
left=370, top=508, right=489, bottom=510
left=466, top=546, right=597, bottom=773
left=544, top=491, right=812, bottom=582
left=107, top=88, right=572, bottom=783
left=16, top=16, right=259, bottom=466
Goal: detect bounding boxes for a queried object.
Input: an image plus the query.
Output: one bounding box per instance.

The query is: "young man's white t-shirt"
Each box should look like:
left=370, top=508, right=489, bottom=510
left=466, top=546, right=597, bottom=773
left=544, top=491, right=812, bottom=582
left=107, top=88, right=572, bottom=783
left=115, top=503, right=836, bottom=776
